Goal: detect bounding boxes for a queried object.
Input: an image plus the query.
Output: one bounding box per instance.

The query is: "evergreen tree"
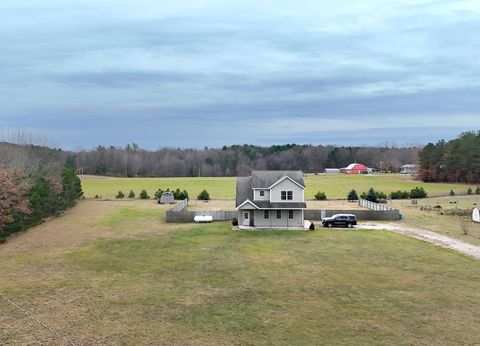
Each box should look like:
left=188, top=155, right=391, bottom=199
left=139, top=189, right=149, bottom=199
left=197, top=189, right=210, bottom=200
left=61, top=166, right=83, bottom=208
left=128, top=190, right=135, bottom=198
left=347, top=189, right=358, bottom=201
left=365, top=187, right=379, bottom=203
left=116, top=191, right=125, bottom=199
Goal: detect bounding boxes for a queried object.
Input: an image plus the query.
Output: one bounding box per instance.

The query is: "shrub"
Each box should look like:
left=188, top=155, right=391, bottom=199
left=314, top=191, right=327, bottom=200
left=139, top=189, right=149, bottom=199
left=309, top=222, right=315, bottom=230
left=94, top=194, right=99, bottom=199
left=232, top=217, right=238, bottom=226
left=197, top=189, right=210, bottom=200
left=390, top=190, right=410, bottom=199
left=450, top=190, right=455, bottom=196
left=173, top=188, right=182, bottom=199
left=377, top=191, right=387, bottom=200
left=365, top=187, right=379, bottom=203
left=467, top=188, right=473, bottom=195
left=360, top=192, right=367, bottom=200
left=347, top=189, right=358, bottom=201
left=410, top=187, right=427, bottom=199
left=179, top=190, right=189, bottom=200
left=128, top=190, right=135, bottom=199
left=115, top=191, right=124, bottom=199
left=154, top=189, right=164, bottom=200
left=476, top=186, right=480, bottom=194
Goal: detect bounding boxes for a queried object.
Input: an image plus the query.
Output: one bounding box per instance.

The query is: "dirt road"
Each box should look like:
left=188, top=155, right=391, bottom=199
left=359, top=222, right=480, bottom=260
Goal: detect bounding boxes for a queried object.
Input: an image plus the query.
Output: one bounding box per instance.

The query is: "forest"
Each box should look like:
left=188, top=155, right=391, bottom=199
left=0, top=142, right=83, bottom=242
left=72, top=143, right=420, bottom=177
left=419, top=131, right=480, bottom=183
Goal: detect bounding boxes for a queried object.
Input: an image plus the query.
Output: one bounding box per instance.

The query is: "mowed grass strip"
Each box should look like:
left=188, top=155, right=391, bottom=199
left=1, top=201, right=480, bottom=344
left=81, top=174, right=478, bottom=200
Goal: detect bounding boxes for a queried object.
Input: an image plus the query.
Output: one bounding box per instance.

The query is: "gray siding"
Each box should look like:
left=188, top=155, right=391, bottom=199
left=253, top=209, right=303, bottom=228
left=270, top=179, right=304, bottom=203
left=253, top=189, right=270, bottom=201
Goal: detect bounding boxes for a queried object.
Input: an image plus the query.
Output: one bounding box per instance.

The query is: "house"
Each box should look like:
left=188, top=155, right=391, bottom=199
left=341, top=163, right=368, bottom=174
left=400, top=164, right=417, bottom=174
left=159, top=191, right=174, bottom=204
left=236, top=170, right=306, bottom=229
left=324, top=168, right=340, bottom=174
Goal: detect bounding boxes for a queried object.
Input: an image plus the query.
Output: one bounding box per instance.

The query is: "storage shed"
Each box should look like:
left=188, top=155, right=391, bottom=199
left=473, top=208, right=480, bottom=223
left=159, top=191, right=175, bottom=204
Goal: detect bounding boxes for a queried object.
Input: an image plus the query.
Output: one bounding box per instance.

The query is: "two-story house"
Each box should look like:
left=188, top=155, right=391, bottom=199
left=236, top=170, right=306, bottom=229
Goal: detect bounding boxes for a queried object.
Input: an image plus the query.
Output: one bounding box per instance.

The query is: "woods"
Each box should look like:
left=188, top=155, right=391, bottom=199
left=71, top=143, right=420, bottom=177
left=0, top=142, right=83, bottom=242
left=419, top=131, right=480, bottom=183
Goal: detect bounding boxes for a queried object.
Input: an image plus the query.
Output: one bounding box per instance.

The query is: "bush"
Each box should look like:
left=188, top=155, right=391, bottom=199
left=467, top=188, right=473, bottom=195
left=390, top=190, right=410, bottom=199
left=197, top=189, right=210, bottom=200
left=94, top=194, right=99, bottom=199
left=232, top=217, right=238, bottom=226
left=377, top=191, right=387, bottom=200
left=180, top=190, right=189, bottom=200
left=347, top=189, right=358, bottom=201
left=476, top=186, right=480, bottom=194
left=450, top=189, right=455, bottom=196
left=410, top=187, right=427, bottom=199
left=365, top=187, right=379, bottom=203
left=314, top=191, right=327, bottom=200
left=173, top=188, right=182, bottom=199
left=115, top=191, right=124, bottom=199
left=139, top=189, right=149, bottom=199
left=309, top=222, right=315, bottom=230
left=128, top=190, right=135, bottom=199
left=360, top=192, right=367, bottom=200
left=154, top=189, right=164, bottom=200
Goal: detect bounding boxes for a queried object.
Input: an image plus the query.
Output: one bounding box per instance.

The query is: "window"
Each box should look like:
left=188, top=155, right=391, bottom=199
left=276, top=210, right=282, bottom=219
left=282, top=191, right=293, bottom=200
left=289, top=210, right=294, bottom=219
left=264, top=210, right=269, bottom=219
left=244, top=212, right=249, bottom=219
left=287, top=191, right=293, bottom=200
left=281, top=191, right=287, bottom=200
left=260, top=190, right=265, bottom=197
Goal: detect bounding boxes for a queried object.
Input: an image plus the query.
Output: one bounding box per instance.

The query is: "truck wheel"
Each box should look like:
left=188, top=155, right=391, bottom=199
left=347, top=223, right=353, bottom=228
left=327, top=223, right=333, bottom=228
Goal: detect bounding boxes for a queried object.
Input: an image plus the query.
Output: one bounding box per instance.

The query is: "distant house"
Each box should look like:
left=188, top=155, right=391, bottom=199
left=324, top=168, right=340, bottom=174
left=159, top=191, right=175, bottom=204
left=400, top=164, right=417, bottom=174
left=236, top=170, right=306, bottom=229
left=341, top=163, right=368, bottom=174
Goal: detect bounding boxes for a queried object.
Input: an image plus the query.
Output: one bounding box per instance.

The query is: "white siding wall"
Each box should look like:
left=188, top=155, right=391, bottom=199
left=270, top=179, right=304, bottom=203
left=254, top=209, right=303, bottom=228
left=253, top=189, right=270, bottom=201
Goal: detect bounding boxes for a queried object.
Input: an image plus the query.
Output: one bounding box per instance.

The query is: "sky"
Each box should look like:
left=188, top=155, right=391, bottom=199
left=1, top=0, right=479, bottom=149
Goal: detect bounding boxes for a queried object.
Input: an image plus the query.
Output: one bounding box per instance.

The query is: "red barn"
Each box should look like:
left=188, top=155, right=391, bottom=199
left=342, top=163, right=368, bottom=174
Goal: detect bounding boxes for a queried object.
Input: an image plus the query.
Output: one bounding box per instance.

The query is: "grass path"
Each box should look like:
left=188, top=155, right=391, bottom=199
left=1, top=200, right=480, bottom=344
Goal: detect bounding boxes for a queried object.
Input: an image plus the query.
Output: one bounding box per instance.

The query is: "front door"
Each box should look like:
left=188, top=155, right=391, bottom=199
left=243, top=212, right=250, bottom=226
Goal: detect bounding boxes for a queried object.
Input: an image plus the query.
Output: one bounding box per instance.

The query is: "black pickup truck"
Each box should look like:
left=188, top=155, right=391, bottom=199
left=321, top=214, right=357, bottom=228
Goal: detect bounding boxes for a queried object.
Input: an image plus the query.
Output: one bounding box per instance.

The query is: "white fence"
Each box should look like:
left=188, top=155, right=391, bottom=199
left=359, top=198, right=395, bottom=211
left=169, top=198, right=188, bottom=212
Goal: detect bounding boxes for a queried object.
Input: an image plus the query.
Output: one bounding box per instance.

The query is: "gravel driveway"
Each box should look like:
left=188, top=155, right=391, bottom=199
left=359, top=222, right=480, bottom=260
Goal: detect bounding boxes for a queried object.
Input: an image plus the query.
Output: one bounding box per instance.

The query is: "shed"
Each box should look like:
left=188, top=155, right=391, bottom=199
left=473, top=208, right=480, bottom=223
left=324, top=168, right=340, bottom=174
left=159, top=191, right=175, bottom=204
left=400, top=164, right=417, bottom=174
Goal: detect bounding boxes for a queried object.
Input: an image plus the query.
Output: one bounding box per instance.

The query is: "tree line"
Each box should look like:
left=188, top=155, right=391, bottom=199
left=419, top=131, right=480, bottom=183
left=0, top=142, right=83, bottom=242
left=71, top=143, right=420, bottom=177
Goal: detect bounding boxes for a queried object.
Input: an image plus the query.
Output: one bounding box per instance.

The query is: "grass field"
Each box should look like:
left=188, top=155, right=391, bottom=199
left=1, top=200, right=480, bottom=345
left=80, top=174, right=479, bottom=200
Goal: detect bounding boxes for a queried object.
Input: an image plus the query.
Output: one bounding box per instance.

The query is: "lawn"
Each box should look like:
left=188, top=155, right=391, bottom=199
left=80, top=173, right=479, bottom=200
left=1, top=200, right=480, bottom=345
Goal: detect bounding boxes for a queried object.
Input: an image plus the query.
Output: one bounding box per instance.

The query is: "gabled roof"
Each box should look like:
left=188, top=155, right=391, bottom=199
left=236, top=170, right=305, bottom=207
left=344, top=163, right=367, bottom=170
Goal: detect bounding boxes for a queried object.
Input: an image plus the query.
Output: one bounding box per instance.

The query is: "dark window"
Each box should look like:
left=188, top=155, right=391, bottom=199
left=264, top=210, right=269, bottom=219
left=287, top=191, right=293, bottom=200
left=276, top=210, right=282, bottom=219
left=281, top=191, right=287, bottom=200
left=260, top=190, right=265, bottom=197
left=289, top=210, right=294, bottom=219
left=244, top=212, right=249, bottom=219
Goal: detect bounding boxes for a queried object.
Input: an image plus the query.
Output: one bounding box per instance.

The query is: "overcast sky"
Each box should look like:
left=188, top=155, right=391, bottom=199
left=1, top=1, right=479, bottom=149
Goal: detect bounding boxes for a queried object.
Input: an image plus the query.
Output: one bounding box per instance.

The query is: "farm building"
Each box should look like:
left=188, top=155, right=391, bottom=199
left=324, top=168, right=340, bottom=174
left=340, top=163, right=368, bottom=174
left=159, top=191, right=175, bottom=204
left=400, top=164, right=417, bottom=174
left=236, top=170, right=306, bottom=230
left=473, top=208, right=480, bottom=223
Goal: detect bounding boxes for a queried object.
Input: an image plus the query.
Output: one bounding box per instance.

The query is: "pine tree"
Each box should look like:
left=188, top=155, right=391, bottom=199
left=347, top=189, right=358, bottom=201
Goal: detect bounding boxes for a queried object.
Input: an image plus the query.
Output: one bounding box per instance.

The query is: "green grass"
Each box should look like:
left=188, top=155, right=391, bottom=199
left=81, top=174, right=478, bottom=200
left=2, top=201, right=480, bottom=344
